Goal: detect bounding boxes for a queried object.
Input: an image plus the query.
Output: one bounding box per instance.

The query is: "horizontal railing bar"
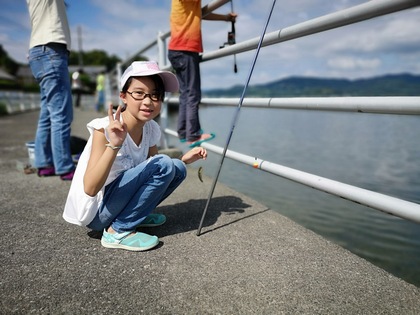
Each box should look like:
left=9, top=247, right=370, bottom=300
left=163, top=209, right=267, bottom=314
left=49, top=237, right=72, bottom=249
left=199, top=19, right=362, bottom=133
left=166, top=96, right=420, bottom=115
left=202, top=0, right=231, bottom=17
left=118, top=39, right=158, bottom=71
left=202, top=0, right=420, bottom=62
left=164, top=127, right=420, bottom=224
left=108, top=38, right=159, bottom=93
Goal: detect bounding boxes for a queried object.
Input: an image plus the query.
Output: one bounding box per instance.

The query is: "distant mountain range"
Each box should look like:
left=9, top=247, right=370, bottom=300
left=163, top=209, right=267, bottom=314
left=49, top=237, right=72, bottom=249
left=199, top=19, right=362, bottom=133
left=203, top=73, right=420, bottom=97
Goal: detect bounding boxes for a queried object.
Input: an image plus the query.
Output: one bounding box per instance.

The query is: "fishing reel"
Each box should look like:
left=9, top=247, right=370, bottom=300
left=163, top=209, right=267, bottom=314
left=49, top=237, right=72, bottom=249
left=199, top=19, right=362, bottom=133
left=219, top=20, right=238, bottom=73
left=220, top=21, right=236, bottom=48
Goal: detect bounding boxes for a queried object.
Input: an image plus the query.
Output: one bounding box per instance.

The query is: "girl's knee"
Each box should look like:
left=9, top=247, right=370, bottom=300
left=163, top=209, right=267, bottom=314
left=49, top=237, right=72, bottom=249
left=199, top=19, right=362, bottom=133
left=153, top=154, right=173, bottom=168
left=150, top=154, right=186, bottom=180
left=173, top=158, right=187, bottom=180
left=151, top=154, right=177, bottom=175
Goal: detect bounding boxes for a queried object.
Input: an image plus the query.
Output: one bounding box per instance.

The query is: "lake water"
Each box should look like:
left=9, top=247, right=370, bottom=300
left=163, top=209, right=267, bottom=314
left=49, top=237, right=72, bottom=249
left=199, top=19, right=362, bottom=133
left=166, top=105, right=420, bottom=287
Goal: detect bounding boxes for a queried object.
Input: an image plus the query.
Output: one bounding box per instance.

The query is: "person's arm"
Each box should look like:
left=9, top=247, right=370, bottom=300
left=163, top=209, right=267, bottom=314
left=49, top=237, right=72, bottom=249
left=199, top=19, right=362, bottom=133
left=84, top=105, right=127, bottom=196
left=181, top=147, right=207, bottom=164
left=148, top=145, right=159, bottom=158
left=203, top=12, right=237, bottom=22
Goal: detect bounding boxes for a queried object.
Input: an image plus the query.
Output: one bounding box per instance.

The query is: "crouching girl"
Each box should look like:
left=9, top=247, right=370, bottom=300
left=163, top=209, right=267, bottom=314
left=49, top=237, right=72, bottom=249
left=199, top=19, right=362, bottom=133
left=63, top=61, right=207, bottom=251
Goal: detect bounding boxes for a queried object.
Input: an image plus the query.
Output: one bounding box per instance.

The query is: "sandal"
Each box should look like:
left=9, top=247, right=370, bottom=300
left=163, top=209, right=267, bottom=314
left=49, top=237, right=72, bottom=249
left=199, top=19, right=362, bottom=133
left=37, top=167, right=55, bottom=177
left=188, top=133, right=216, bottom=148
left=60, top=170, right=75, bottom=181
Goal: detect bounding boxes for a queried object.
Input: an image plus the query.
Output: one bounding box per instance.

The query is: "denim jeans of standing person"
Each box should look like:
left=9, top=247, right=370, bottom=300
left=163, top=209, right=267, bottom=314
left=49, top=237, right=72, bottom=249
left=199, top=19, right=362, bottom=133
left=87, top=155, right=187, bottom=233
left=28, top=43, right=74, bottom=175
left=95, top=89, right=105, bottom=112
left=168, top=50, right=202, bottom=142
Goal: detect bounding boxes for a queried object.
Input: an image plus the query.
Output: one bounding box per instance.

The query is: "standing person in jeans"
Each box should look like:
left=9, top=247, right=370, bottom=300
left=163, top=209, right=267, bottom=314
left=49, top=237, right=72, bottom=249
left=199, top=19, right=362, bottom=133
left=71, top=68, right=84, bottom=108
left=95, top=70, right=106, bottom=112
left=168, top=0, right=237, bottom=148
left=26, top=0, right=75, bottom=181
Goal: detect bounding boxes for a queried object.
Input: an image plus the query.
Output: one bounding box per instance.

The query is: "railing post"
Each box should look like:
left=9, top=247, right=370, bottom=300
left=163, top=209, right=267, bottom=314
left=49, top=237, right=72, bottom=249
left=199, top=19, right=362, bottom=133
left=158, top=31, right=167, bottom=68
left=160, top=100, right=169, bottom=150
left=158, top=30, right=170, bottom=149
left=104, top=73, right=112, bottom=110
left=116, top=62, right=123, bottom=106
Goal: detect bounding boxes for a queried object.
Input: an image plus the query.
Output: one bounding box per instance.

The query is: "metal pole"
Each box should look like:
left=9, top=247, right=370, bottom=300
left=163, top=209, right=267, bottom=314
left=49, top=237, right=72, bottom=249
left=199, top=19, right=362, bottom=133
left=157, top=31, right=169, bottom=149
left=197, top=0, right=277, bottom=236
left=198, top=96, right=420, bottom=115
left=77, top=25, right=83, bottom=67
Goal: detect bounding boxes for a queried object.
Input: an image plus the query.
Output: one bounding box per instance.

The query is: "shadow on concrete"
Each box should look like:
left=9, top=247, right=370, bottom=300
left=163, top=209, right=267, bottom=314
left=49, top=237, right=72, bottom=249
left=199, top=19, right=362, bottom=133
left=87, top=195, right=269, bottom=239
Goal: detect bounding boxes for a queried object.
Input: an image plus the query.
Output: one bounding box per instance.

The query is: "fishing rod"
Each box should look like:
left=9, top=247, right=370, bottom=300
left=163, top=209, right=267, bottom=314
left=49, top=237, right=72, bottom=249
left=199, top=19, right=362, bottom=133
left=197, top=0, right=277, bottom=236
left=219, top=0, right=237, bottom=73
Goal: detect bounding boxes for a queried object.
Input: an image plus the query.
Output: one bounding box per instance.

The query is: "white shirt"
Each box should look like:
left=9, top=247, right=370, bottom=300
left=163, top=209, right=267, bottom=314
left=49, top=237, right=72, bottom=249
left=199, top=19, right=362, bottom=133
left=72, top=71, right=82, bottom=89
left=27, top=0, right=71, bottom=50
left=63, top=116, right=161, bottom=226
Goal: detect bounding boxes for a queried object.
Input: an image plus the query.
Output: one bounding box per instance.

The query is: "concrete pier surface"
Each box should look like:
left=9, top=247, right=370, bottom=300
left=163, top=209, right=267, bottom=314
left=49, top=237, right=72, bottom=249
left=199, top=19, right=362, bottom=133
left=1, top=109, right=420, bottom=314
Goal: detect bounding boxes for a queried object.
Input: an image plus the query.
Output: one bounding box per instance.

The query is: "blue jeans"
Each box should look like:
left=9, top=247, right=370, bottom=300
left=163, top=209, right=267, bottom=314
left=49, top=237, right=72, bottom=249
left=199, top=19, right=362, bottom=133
left=95, top=90, right=105, bottom=112
left=168, top=50, right=202, bottom=141
left=28, top=43, right=74, bottom=174
left=87, top=155, right=187, bottom=233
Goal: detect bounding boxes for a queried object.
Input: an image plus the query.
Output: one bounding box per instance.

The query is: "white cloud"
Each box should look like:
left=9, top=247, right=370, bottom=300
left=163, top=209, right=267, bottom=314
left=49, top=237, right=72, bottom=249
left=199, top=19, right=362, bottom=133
left=327, top=57, right=381, bottom=71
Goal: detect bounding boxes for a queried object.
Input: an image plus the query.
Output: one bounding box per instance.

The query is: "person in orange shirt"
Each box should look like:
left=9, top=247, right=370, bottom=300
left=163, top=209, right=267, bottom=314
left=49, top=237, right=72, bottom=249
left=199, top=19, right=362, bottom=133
left=168, top=0, right=237, bottom=147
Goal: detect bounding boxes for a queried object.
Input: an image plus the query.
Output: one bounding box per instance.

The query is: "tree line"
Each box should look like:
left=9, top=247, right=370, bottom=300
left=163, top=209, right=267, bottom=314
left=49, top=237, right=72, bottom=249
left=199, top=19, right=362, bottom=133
left=0, top=44, right=121, bottom=91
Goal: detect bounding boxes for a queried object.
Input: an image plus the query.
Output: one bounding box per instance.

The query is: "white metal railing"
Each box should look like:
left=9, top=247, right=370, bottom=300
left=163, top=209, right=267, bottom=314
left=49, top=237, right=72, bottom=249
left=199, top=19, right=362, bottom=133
left=107, top=0, right=420, bottom=225
left=203, top=141, right=420, bottom=224
left=0, top=91, right=40, bottom=114
left=0, top=91, right=99, bottom=114
left=168, top=96, right=420, bottom=115
left=202, top=0, right=420, bottom=62
left=165, top=127, right=420, bottom=224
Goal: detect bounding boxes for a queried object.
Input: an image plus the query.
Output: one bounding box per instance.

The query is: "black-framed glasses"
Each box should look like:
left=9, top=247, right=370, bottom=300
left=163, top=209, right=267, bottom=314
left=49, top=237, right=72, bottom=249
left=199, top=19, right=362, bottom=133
left=126, top=91, right=161, bottom=101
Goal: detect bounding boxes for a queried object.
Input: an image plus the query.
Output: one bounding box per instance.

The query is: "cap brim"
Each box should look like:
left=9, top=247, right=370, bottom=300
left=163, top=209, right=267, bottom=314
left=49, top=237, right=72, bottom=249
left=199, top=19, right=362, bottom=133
left=156, top=71, right=179, bottom=93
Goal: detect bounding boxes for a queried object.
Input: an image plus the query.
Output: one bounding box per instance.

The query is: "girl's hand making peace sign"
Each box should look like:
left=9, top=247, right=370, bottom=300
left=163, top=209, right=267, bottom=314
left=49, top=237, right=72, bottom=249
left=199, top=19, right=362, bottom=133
left=106, top=104, right=127, bottom=147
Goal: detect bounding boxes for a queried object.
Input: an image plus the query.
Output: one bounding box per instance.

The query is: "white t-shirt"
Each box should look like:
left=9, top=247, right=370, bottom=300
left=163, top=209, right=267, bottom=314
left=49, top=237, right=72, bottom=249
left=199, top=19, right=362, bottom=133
left=27, top=0, right=71, bottom=50
left=63, top=116, right=161, bottom=226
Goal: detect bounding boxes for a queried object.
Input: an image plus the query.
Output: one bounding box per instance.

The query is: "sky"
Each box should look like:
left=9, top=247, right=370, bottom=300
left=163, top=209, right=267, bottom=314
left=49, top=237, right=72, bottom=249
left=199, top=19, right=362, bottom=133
left=1, top=0, right=420, bottom=90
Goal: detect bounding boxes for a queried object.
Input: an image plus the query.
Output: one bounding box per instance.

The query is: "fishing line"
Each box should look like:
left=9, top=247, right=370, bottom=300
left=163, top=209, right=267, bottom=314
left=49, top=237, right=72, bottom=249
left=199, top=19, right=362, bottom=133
left=197, top=0, right=277, bottom=236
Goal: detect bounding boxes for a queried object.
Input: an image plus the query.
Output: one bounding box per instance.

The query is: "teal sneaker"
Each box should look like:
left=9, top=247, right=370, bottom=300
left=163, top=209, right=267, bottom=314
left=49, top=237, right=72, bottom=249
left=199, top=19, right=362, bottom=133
left=101, top=229, right=159, bottom=251
left=137, top=213, right=166, bottom=227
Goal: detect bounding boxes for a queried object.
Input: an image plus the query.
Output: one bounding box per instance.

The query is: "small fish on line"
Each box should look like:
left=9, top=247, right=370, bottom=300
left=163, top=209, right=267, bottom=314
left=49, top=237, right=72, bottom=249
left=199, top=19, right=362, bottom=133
left=198, top=166, right=203, bottom=183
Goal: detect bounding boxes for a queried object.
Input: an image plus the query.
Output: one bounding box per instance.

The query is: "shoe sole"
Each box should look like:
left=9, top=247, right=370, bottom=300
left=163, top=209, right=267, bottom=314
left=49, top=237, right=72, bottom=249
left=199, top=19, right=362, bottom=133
left=101, top=239, right=159, bottom=251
